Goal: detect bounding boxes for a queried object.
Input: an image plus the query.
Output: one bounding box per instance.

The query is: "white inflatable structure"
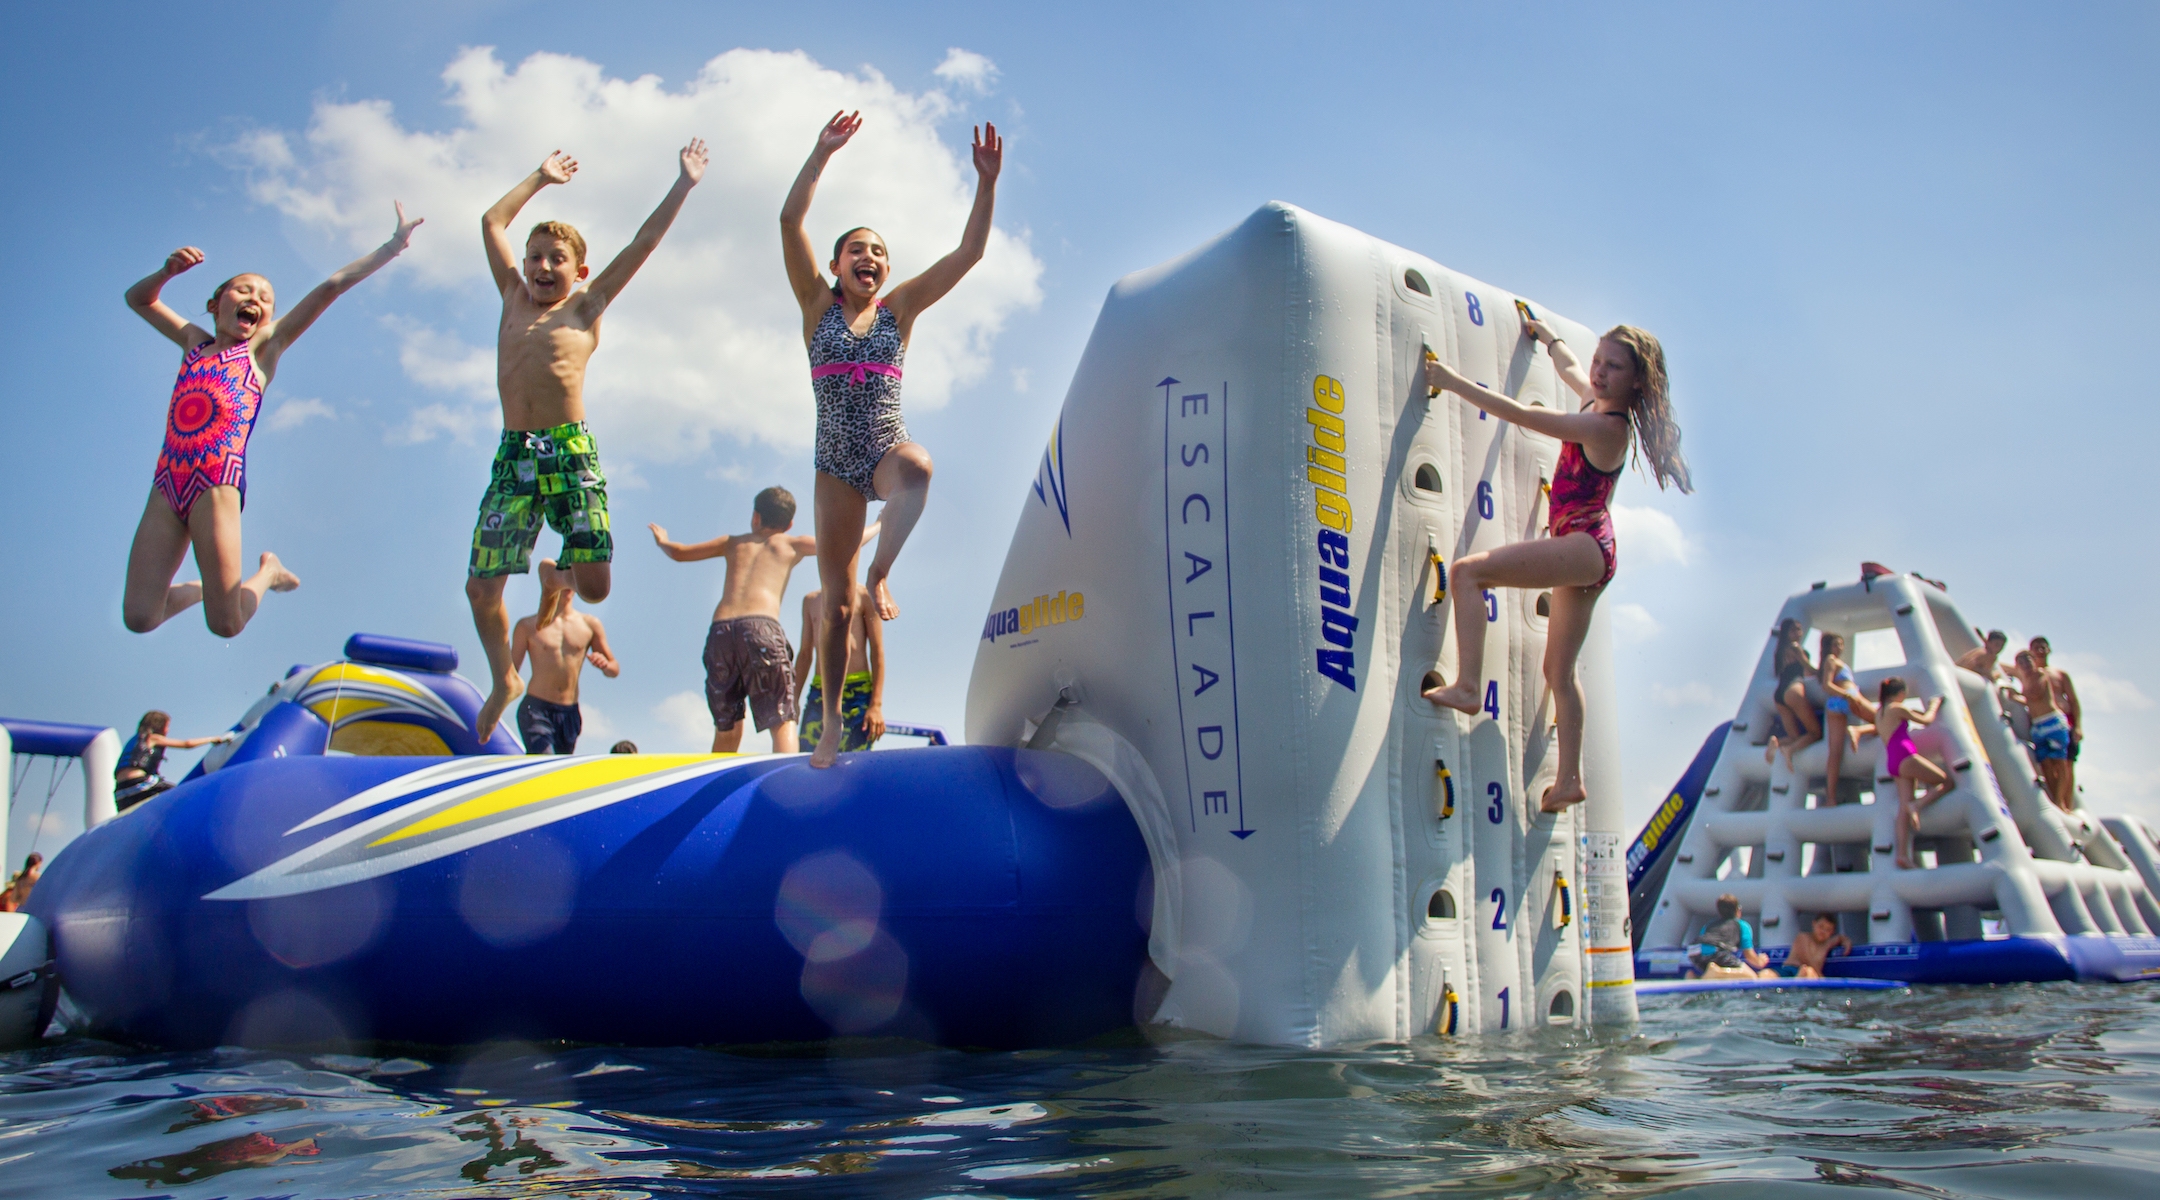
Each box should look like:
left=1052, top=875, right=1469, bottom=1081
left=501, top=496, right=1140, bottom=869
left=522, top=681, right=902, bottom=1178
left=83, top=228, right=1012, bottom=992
left=967, top=203, right=1637, bottom=1045
left=1, top=720, right=118, bottom=1048
left=1637, top=574, right=2160, bottom=981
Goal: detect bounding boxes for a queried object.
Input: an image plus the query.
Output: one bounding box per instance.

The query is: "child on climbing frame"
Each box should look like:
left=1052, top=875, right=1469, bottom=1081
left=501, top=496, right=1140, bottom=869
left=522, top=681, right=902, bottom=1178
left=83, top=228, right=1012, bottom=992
left=1764, top=619, right=1822, bottom=770
left=1818, top=632, right=1876, bottom=795
left=466, top=140, right=708, bottom=739
left=122, top=206, right=421, bottom=637
left=780, top=110, right=1002, bottom=767
left=1876, top=676, right=1954, bottom=869
left=1422, top=319, right=1692, bottom=812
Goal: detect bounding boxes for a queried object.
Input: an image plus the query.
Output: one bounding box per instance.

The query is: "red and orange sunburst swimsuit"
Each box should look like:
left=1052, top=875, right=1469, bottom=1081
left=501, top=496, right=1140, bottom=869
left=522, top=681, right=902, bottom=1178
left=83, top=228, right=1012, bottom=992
left=153, top=339, right=264, bottom=522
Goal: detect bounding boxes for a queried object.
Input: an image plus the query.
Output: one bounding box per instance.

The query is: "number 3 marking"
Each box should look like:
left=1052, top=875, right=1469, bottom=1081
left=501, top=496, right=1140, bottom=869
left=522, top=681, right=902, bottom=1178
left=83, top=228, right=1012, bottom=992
left=1487, top=781, right=1505, bottom=824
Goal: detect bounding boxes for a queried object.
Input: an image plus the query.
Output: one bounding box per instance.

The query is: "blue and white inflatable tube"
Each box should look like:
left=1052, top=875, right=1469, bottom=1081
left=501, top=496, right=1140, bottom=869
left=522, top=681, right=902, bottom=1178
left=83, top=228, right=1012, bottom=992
left=26, top=747, right=1151, bottom=1048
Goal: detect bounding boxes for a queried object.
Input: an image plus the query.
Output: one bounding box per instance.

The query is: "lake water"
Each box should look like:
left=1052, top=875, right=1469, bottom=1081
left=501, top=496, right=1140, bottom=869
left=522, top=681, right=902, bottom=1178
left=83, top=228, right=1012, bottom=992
left=2, top=982, right=2155, bottom=1198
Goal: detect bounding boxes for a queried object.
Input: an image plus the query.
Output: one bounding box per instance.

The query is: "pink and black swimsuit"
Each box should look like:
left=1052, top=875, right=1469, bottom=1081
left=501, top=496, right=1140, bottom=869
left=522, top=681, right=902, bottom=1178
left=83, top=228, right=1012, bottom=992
left=808, top=301, right=907, bottom=500
left=153, top=339, right=264, bottom=522
left=1547, top=415, right=1626, bottom=586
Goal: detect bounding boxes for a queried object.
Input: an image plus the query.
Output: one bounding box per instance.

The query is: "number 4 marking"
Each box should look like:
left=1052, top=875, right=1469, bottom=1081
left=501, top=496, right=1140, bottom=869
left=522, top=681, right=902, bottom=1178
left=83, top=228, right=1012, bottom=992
left=1483, top=681, right=1500, bottom=720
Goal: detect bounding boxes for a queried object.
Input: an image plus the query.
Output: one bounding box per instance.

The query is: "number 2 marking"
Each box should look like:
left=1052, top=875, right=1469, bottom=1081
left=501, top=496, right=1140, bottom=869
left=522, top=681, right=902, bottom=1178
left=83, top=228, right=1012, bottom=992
left=1490, top=887, right=1508, bottom=930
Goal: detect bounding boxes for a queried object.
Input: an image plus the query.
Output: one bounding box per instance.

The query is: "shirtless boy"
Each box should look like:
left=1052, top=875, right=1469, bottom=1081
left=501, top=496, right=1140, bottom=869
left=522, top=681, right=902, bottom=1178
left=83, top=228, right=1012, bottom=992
left=467, top=139, right=708, bottom=737
left=2008, top=649, right=2074, bottom=811
left=509, top=560, right=620, bottom=754
left=1956, top=629, right=2009, bottom=681
left=649, top=488, right=876, bottom=754
left=792, top=580, right=886, bottom=755
left=1782, top=913, right=1852, bottom=979
left=2030, top=637, right=2084, bottom=799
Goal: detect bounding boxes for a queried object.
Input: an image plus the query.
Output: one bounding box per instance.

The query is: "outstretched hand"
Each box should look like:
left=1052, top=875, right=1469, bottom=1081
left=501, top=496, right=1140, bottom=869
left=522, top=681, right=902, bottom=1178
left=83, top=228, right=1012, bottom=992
left=388, top=201, right=424, bottom=251
left=1522, top=317, right=1554, bottom=345
left=538, top=150, right=580, bottom=185
left=972, top=122, right=1003, bottom=181
left=647, top=522, right=672, bottom=548
left=679, top=138, right=709, bottom=185
left=817, top=110, right=862, bottom=156
left=1423, top=355, right=1468, bottom=396
left=164, top=246, right=205, bottom=277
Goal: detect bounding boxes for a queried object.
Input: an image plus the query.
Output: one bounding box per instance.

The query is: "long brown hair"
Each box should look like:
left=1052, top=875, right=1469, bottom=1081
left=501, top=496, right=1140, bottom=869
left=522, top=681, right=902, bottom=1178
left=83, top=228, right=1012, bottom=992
left=137, top=710, right=170, bottom=736
left=1604, top=325, right=1692, bottom=493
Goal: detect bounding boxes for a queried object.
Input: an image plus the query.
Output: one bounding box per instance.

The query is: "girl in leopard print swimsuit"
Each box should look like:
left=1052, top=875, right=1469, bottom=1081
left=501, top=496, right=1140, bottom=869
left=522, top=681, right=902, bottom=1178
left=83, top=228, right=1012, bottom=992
left=781, top=110, right=1004, bottom=766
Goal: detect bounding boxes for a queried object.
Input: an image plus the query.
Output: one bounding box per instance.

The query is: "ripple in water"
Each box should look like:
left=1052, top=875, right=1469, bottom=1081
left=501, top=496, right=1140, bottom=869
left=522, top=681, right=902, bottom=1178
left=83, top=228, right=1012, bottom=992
left=1, top=982, right=2155, bottom=1197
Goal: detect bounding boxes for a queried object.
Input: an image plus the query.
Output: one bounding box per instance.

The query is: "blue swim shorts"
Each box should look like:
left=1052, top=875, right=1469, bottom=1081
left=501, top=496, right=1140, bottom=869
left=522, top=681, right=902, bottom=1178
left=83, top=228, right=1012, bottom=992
left=2031, top=712, right=2071, bottom=762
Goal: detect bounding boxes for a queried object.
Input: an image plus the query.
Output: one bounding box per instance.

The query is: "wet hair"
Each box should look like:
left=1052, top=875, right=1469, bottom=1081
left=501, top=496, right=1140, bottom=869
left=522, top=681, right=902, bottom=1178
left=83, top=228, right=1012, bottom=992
left=753, top=485, right=797, bottom=530
left=1877, top=676, right=1908, bottom=704
left=137, top=710, right=170, bottom=736
left=828, top=227, right=882, bottom=295
left=1985, top=629, right=2008, bottom=647
left=527, top=220, right=588, bottom=267
left=1603, top=325, right=1692, bottom=494
left=1716, top=893, right=1740, bottom=919
left=610, top=740, right=638, bottom=754
left=2029, top=636, right=2051, bottom=653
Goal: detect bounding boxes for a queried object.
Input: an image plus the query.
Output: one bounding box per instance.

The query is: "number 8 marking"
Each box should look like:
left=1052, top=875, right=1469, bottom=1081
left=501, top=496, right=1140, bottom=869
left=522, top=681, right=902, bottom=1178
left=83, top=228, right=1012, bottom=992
left=1466, top=293, right=1485, bottom=326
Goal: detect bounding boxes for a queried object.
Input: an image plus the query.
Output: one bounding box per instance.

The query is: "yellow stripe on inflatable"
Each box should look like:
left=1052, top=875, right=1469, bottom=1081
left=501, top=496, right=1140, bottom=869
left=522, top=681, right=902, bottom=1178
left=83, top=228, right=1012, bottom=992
left=308, top=696, right=392, bottom=725
left=305, top=662, right=430, bottom=698
left=369, top=755, right=720, bottom=846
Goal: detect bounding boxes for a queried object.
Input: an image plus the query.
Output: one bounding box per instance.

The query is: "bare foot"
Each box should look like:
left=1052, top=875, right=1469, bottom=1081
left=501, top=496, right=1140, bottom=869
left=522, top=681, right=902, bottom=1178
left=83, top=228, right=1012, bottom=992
left=808, top=719, right=842, bottom=768
left=475, top=675, right=524, bottom=741
left=867, top=568, right=899, bottom=621
left=1422, top=680, right=1481, bottom=715
left=1764, top=735, right=1780, bottom=765
left=1895, top=854, right=1914, bottom=870
left=260, top=552, right=301, bottom=593
left=1541, top=783, right=1586, bottom=813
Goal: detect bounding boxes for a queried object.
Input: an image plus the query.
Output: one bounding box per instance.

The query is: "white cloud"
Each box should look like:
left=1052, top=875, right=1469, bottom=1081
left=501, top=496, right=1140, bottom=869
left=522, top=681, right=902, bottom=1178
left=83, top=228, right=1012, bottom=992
left=1609, top=503, right=1692, bottom=567
left=933, top=48, right=999, bottom=93
left=576, top=700, right=623, bottom=751
left=1010, top=367, right=1030, bottom=393
left=1610, top=602, right=1660, bottom=643
left=1653, top=681, right=1720, bottom=708
left=230, top=47, right=1042, bottom=462
left=2055, top=652, right=2155, bottom=716
left=265, top=396, right=336, bottom=431
left=653, top=690, right=716, bottom=752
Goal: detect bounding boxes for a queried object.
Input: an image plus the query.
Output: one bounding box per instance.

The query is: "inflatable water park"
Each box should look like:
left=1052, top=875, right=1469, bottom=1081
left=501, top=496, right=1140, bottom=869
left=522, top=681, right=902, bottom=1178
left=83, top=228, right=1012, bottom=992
left=4, top=204, right=2155, bottom=1053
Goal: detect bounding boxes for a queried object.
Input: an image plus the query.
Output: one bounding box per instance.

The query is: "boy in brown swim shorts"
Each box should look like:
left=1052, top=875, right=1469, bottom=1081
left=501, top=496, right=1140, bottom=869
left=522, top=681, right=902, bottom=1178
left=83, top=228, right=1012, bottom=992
left=650, top=487, right=877, bottom=753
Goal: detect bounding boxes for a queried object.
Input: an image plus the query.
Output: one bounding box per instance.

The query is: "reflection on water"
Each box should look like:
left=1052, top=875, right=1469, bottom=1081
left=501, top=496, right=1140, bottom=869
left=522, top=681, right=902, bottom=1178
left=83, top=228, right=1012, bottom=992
left=1, top=982, right=2155, bottom=1197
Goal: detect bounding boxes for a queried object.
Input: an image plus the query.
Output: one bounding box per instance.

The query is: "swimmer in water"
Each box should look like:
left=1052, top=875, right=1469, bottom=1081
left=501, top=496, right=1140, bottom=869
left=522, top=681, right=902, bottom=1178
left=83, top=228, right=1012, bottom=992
left=780, top=110, right=1004, bottom=767
left=1875, top=676, right=1953, bottom=869
left=121, top=207, right=421, bottom=637
left=1422, top=322, right=1692, bottom=812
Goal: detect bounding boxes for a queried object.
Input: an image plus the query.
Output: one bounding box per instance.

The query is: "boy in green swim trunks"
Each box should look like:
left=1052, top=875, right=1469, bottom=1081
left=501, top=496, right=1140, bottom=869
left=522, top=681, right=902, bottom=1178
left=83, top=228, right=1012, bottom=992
left=794, top=579, right=886, bottom=753
left=466, top=139, right=709, bottom=737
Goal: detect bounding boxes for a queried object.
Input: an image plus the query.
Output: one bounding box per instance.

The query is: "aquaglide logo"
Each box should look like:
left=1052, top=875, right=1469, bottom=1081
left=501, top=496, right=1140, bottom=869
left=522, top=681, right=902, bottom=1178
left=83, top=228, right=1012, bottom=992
left=1308, top=374, right=1357, bottom=691
left=983, top=589, right=1087, bottom=644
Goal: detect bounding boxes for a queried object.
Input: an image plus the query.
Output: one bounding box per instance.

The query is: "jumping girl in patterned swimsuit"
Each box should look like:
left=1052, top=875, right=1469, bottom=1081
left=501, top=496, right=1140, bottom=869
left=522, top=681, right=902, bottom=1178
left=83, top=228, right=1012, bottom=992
left=1422, top=321, right=1692, bottom=812
left=781, top=110, right=1004, bottom=767
left=121, top=206, right=421, bottom=636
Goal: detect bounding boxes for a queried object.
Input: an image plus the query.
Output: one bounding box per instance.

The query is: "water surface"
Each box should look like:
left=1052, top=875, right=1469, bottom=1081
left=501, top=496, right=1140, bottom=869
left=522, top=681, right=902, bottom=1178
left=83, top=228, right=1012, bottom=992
left=3, top=983, right=2155, bottom=1197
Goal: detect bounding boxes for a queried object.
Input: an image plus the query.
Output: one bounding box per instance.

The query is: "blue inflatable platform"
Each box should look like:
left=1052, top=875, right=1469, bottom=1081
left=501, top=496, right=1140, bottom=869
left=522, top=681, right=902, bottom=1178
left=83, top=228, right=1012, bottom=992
left=26, top=746, right=1152, bottom=1049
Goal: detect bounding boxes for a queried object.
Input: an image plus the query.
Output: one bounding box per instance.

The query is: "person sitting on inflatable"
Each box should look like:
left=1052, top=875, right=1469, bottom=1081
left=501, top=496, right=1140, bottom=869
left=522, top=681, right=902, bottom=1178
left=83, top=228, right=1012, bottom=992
left=1422, top=321, right=1692, bottom=811
left=121, top=207, right=421, bottom=637
left=1781, top=912, right=1852, bottom=979
left=1689, top=893, right=1775, bottom=980
left=465, top=140, right=709, bottom=740
left=779, top=111, right=1003, bottom=767
left=116, top=710, right=235, bottom=811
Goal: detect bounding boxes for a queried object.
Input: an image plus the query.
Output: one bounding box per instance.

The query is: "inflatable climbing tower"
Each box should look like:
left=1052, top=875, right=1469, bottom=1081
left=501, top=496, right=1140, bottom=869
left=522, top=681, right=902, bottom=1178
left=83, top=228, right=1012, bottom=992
left=968, top=202, right=1637, bottom=1043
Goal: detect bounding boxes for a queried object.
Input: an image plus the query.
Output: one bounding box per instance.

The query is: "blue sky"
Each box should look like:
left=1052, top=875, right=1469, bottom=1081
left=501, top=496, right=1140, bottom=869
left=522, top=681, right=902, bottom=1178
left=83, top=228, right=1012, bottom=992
left=5, top=2, right=2157, bottom=855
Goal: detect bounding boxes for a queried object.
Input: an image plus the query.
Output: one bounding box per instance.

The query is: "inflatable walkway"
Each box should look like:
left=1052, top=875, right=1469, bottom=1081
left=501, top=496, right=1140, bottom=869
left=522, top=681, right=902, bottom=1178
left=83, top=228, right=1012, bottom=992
left=1629, top=572, right=2160, bottom=984
left=10, top=203, right=1634, bottom=1049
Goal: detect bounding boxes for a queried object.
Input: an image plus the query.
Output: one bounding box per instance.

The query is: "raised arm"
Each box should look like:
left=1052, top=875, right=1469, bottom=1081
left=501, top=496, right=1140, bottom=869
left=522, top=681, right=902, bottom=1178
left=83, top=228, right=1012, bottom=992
left=1425, top=355, right=1629, bottom=457
left=780, top=112, right=861, bottom=316
left=886, top=123, right=1002, bottom=328
left=862, top=596, right=887, bottom=744
left=125, top=248, right=214, bottom=348
left=483, top=151, right=578, bottom=293
left=648, top=523, right=733, bottom=563
left=583, top=140, right=708, bottom=314
left=1524, top=319, right=1594, bottom=404
left=262, top=203, right=421, bottom=368
left=584, top=616, right=620, bottom=678
left=1908, top=696, right=1945, bottom=726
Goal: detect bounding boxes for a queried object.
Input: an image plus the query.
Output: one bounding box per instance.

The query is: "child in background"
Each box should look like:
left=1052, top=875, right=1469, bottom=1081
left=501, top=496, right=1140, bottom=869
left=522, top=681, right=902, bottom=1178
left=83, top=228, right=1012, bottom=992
left=794, top=581, right=886, bottom=755
left=509, top=561, right=620, bottom=755
left=1876, top=676, right=1954, bottom=869
left=1782, top=912, right=1852, bottom=979
left=780, top=111, right=1003, bottom=766
left=115, top=710, right=235, bottom=811
left=2007, top=650, right=2074, bottom=811
left=467, top=141, right=708, bottom=738
left=1689, top=893, right=1775, bottom=980
left=1764, top=618, right=1821, bottom=769
left=1818, top=632, right=1876, bottom=796
left=122, top=207, right=421, bottom=637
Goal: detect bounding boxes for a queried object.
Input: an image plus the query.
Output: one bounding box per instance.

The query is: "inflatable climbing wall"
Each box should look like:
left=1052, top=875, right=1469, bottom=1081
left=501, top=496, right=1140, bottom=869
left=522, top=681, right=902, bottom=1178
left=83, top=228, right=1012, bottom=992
left=967, top=202, right=1637, bottom=1045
